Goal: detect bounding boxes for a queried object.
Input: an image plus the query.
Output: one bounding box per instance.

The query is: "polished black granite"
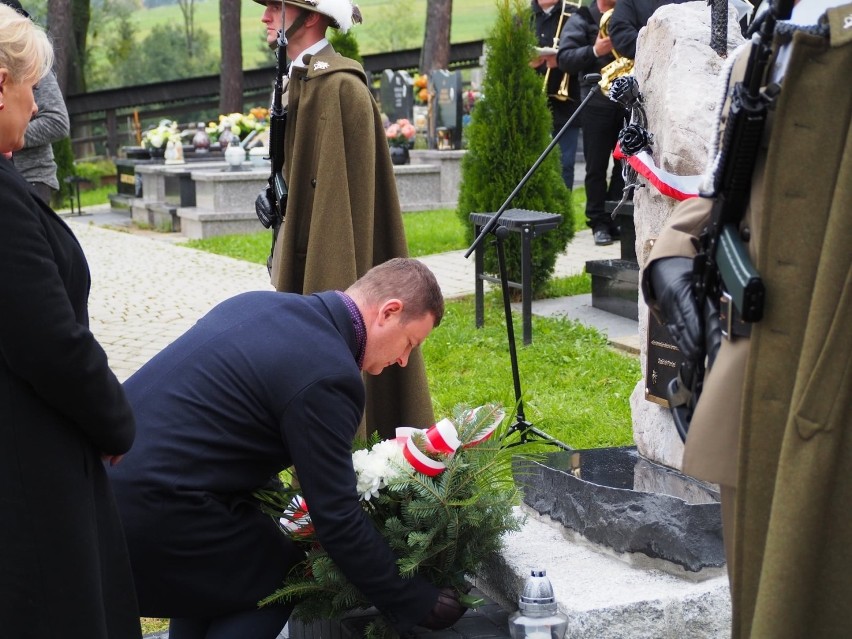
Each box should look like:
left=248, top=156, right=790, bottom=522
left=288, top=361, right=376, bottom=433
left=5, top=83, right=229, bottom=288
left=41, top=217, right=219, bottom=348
left=513, top=447, right=724, bottom=572
left=585, top=259, right=640, bottom=321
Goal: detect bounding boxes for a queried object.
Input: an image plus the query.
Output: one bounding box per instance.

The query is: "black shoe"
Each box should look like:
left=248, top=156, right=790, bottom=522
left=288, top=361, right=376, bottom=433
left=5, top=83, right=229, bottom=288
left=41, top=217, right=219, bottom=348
left=610, top=225, right=621, bottom=240
left=594, top=228, right=613, bottom=246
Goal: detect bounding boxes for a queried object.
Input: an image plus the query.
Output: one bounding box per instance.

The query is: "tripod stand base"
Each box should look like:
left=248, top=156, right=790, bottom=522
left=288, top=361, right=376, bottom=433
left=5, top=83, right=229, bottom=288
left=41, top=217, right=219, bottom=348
left=504, top=419, right=572, bottom=451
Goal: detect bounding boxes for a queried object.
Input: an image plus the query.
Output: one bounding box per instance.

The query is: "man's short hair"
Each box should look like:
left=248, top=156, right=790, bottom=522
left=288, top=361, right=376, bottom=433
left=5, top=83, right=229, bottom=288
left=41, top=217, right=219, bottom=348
left=348, top=258, right=444, bottom=327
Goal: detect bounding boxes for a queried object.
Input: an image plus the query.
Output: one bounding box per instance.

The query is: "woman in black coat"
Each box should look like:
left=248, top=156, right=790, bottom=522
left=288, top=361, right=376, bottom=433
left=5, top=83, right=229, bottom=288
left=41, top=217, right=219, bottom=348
left=0, top=6, right=141, bottom=637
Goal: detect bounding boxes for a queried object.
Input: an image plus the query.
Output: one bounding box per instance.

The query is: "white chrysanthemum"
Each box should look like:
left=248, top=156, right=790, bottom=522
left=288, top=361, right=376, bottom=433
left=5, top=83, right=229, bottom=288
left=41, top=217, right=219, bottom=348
left=352, top=439, right=405, bottom=501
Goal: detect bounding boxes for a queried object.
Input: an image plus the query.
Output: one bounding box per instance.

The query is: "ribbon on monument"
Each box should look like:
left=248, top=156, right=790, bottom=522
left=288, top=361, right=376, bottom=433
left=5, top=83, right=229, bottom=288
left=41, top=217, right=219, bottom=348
left=614, top=142, right=702, bottom=201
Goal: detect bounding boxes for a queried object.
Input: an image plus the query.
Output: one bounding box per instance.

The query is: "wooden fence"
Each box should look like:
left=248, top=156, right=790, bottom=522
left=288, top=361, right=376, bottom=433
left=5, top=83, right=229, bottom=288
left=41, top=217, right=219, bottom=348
left=67, top=41, right=485, bottom=158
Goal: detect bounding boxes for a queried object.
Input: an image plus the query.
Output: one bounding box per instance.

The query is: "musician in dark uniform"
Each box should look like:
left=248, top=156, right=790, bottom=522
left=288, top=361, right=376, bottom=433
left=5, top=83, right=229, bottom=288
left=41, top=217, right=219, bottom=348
left=531, top=0, right=582, bottom=191
left=557, top=0, right=626, bottom=246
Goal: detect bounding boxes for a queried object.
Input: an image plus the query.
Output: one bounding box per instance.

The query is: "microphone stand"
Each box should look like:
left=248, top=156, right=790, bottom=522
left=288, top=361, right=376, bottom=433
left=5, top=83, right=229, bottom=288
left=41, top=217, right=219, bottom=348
left=464, top=75, right=603, bottom=451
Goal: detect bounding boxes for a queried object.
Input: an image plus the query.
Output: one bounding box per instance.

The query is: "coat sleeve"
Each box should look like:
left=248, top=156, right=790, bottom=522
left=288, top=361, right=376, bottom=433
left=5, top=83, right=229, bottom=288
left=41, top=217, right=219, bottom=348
left=23, top=72, right=70, bottom=148
left=0, top=166, right=134, bottom=455
left=641, top=195, right=713, bottom=319
left=608, top=0, right=642, bottom=60
left=557, top=13, right=599, bottom=75
left=282, top=373, right=439, bottom=634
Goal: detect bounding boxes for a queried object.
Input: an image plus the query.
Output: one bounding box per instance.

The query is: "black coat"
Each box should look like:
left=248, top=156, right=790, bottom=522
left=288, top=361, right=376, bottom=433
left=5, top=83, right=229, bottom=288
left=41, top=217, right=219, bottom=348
left=532, top=0, right=581, bottom=128
left=0, top=157, right=140, bottom=638
left=557, top=3, right=617, bottom=104
left=108, top=291, right=439, bottom=634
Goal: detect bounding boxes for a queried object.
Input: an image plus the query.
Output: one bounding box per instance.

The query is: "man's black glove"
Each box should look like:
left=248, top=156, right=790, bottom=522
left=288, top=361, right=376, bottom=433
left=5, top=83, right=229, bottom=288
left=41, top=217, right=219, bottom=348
left=649, top=257, right=702, bottom=362
left=418, top=587, right=466, bottom=630
left=255, top=187, right=278, bottom=229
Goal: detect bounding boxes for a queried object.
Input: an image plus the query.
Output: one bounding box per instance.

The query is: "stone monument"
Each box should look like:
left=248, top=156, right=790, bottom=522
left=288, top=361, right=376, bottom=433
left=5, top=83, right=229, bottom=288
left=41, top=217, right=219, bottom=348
left=479, top=4, right=749, bottom=636
left=629, top=2, right=746, bottom=471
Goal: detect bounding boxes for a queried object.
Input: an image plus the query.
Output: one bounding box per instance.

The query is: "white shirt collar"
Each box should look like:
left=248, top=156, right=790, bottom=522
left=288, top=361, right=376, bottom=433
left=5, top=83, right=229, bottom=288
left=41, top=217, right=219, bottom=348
left=290, top=38, right=329, bottom=69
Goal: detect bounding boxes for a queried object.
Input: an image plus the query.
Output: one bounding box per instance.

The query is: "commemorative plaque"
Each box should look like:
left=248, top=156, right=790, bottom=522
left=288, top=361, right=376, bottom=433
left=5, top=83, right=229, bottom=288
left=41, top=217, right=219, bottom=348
left=645, top=311, right=686, bottom=407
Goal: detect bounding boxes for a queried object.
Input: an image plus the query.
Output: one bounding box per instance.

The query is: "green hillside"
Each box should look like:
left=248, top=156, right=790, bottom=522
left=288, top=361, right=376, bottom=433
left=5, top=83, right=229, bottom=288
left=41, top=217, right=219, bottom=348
left=131, top=0, right=499, bottom=69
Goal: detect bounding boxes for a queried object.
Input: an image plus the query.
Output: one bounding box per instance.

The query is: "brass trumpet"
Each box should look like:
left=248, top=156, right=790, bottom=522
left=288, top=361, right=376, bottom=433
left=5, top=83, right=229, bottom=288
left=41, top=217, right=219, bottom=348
left=598, top=8, right=634, bottom=95
left=542, top=0, right=580, bottom=102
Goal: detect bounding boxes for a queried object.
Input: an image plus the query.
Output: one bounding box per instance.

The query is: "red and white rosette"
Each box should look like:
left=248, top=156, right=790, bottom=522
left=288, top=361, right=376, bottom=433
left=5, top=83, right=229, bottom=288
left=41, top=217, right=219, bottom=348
left=395, top=406, right=505, bottom=477
left=280, top=495, right=313, bottom=536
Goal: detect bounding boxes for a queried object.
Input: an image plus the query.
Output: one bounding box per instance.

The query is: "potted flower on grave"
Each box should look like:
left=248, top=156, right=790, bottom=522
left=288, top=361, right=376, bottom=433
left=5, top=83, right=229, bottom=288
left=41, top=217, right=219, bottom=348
left=385, top=118, right=417, bottom=165
left=142, top=119, right=180, bottom=160
left=212, top=111, right=270, bottom=150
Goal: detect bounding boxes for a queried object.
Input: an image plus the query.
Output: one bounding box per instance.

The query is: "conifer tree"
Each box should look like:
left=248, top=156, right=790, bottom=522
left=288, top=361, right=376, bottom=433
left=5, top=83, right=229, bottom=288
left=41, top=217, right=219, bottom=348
left=329, top=29, right=363, bottom=65
left=456, top=0, right=574, bottom=295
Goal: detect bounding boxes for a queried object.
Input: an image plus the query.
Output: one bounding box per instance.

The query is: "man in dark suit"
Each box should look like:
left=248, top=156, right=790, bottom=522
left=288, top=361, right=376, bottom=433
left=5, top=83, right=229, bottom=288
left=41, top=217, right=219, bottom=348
left=108, top=258, right=464, bottom=639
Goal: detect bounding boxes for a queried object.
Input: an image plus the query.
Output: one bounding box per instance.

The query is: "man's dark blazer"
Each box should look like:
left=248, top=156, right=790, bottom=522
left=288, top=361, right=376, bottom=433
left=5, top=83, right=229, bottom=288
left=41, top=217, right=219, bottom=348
left=108, top=291, right=438, bottom=633
left=0, top=157, right=139, bottom=638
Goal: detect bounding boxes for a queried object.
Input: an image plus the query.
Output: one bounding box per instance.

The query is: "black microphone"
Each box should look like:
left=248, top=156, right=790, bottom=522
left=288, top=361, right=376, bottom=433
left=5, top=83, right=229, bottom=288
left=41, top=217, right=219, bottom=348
left=582, top=73, right=602, bottom=86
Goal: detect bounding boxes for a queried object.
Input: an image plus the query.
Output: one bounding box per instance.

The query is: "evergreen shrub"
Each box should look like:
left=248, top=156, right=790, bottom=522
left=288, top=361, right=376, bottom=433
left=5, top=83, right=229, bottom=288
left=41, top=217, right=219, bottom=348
left=456, top=0, right=574, bottom=295
left=329, top=29, right=363, bottom=65
left=51, top=136, right=76, bottom=208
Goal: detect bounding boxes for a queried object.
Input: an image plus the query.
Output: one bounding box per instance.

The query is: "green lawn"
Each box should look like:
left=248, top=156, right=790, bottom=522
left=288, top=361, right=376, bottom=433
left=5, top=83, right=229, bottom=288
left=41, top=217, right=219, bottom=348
left=129, top=0, right=499, bottom=70
left=182, top=207, right=469, bottom=264
left=181, top=191, right=587, bottom=264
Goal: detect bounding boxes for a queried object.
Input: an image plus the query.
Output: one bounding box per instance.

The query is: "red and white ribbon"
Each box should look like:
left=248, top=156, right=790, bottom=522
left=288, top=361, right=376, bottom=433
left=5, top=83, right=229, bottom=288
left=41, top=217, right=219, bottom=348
left=614, top=143, right=702, bottom=201
left=395, top=407, right=504, bottom=477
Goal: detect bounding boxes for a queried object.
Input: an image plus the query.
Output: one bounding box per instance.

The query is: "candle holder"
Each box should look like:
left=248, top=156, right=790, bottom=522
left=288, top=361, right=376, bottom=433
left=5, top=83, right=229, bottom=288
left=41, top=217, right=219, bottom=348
left=508, top=569, right=568, bottom=639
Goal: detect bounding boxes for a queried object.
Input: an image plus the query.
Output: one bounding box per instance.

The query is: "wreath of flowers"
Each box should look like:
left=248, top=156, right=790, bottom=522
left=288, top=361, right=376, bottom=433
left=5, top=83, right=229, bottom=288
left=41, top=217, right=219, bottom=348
left=256, top=404, right=524, bottom=639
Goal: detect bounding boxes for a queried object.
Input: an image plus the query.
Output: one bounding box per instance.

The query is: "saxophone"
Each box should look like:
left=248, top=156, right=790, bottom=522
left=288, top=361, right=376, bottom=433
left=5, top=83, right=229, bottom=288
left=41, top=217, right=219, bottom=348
left=597, top=8, right=634, bottom=96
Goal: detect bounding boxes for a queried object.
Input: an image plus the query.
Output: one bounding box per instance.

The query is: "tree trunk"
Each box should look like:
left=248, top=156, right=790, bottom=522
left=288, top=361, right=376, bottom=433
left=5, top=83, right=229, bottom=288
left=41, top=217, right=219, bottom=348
left=219, top=0, right=244, bottom=114
left=178, top=0, right=197, bottom=58
left=47, top=0, right=89, bottom=96
left=420, top=0, right=452, bottom=73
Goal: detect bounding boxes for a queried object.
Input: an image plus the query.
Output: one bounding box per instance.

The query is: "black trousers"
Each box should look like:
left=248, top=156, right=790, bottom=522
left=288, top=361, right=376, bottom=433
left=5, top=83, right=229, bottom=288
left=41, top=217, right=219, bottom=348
left=581, top=93, right=627, bottom=230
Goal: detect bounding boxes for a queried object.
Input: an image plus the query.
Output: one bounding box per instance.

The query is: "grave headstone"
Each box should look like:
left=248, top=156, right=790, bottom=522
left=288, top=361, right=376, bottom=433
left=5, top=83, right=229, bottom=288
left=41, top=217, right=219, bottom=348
left=380, top=69, right=414, bottom=123
left=429, top=70, right=463, bottom=150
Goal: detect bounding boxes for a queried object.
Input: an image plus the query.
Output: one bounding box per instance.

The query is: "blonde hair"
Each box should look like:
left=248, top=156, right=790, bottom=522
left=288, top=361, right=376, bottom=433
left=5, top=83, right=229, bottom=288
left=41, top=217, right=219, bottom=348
left=0, top=4, right=54, bottom=85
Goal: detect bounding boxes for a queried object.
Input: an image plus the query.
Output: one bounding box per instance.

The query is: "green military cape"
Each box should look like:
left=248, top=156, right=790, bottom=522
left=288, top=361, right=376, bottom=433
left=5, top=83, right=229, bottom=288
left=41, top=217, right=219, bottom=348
left=645, top=8, right=852, bottom=636
left=269, top=44, right=434, bottom=437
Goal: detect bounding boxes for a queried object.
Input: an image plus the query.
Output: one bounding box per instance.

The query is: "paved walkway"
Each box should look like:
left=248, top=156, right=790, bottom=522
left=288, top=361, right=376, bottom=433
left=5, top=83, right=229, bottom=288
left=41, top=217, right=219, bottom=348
left=66, top=206, right=628, bottom=382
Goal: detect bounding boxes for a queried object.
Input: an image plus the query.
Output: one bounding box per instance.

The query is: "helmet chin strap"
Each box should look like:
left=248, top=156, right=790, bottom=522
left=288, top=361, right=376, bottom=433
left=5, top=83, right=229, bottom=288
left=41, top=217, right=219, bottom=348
left=283, top=10, right=309, bottom=41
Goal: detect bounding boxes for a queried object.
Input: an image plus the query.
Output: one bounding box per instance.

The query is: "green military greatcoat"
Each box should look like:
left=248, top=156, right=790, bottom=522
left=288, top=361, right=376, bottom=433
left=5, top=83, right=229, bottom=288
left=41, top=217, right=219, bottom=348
left=644, top=5, right=852, bottom=637
left=270, top=44, right=434, bottom=437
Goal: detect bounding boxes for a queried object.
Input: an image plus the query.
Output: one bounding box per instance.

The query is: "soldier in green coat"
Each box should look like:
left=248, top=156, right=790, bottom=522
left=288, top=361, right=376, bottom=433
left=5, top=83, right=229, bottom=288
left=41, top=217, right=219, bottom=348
left=643, top=0, right=852, bottom=636
left=254, top=0, right=435, bottom=438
